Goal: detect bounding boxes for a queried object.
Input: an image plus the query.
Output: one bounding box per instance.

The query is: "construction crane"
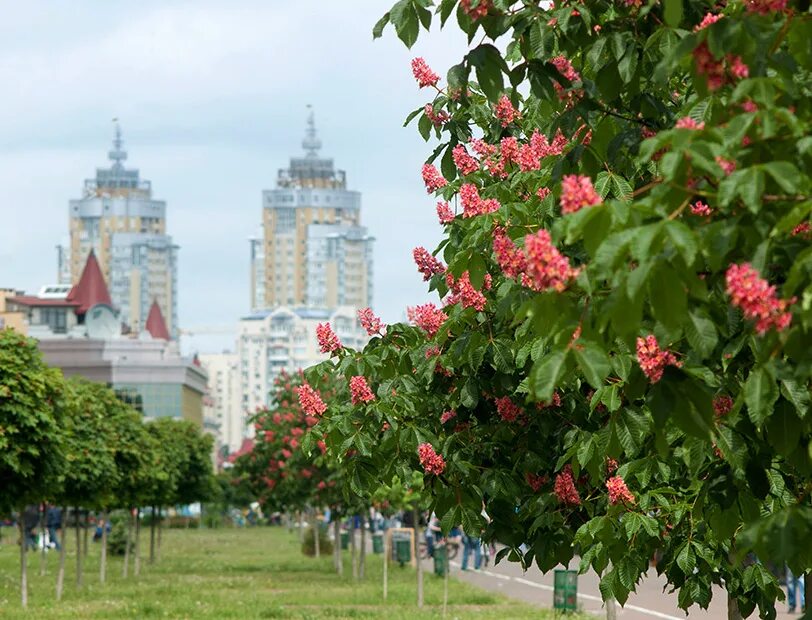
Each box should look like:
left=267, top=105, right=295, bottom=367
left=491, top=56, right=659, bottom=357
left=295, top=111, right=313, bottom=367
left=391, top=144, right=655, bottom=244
left=179, top=325, right=235, bottom=337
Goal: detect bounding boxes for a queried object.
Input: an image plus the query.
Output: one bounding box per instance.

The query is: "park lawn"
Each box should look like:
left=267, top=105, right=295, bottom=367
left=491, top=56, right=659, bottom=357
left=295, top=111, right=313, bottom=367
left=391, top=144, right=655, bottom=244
left=0, top=525, right=557, bottom=619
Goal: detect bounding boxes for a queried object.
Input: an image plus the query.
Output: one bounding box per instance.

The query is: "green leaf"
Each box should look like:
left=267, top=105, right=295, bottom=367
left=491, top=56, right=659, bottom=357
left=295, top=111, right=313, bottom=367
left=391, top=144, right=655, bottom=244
left=665, top=221, right=698, bottom=266
left=532, top=350, right=568, bottom=401
left=664, top=0, right=683, bottom=28
left=468, top=253, right=487, bottom=289
left=468, top=44, right=505, bottom=102
left=461, top=378, right=479, bottom=408
left=372, top=12, right=391, bottom=39
left=418, top=113, right=432, bottom=141
left=490, top=340, right=514, bottom=373
left=439, top=0, right=456, bottom=26
left=391, top=0, right=419, bottom=48
left=574, top=342, right=611, bottom=388
left=766, top=401, right=800, bottom=456
left=685, top=311, right=718, bottom=359
left=649, top=266, right=687, bottom=329
left=676, top=542, right=696, bottom=575
left=618, top=45, right=638, bottom=84
left=762, top=162, right=801, bottom=194
left=744, top=367, right=779, bottom=428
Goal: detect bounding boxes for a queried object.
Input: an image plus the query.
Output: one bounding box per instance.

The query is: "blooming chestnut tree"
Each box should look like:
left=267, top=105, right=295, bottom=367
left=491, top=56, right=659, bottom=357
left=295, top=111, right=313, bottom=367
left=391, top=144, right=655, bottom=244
left=307, top=0, right=810, bottom=614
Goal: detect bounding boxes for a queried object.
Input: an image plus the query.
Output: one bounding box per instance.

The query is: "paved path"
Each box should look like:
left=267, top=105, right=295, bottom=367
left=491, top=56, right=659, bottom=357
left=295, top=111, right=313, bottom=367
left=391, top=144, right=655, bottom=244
left=427, top=550, right=797, bottom=619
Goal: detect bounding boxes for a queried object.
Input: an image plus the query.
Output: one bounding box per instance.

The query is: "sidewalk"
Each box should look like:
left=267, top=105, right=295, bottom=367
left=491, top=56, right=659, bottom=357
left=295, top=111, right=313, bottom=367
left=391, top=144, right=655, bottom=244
left=428, top=549, right=798, bottom=619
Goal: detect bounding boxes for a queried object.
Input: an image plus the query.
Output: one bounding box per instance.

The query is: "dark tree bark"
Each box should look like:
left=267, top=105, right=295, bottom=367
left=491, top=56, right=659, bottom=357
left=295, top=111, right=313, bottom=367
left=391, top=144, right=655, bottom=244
left=100, top=509, right=108, bottom=584
left=413, top=507, right=423, bottom=608
left=149, top=505, right=156, bottom=564
left=134, top=508, right=142, bottom=577
left=123, top=509, right=133, bottom=578
left=19, top=516, right=28, bottom=609
left=56, top=506, right=67, bottom=600
left=75, top=507, right=83, bottom=588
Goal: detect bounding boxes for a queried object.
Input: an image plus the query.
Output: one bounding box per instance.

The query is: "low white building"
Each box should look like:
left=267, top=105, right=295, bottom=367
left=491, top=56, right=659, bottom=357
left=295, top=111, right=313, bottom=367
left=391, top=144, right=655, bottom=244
left=237, top=306, right=368, bottom=434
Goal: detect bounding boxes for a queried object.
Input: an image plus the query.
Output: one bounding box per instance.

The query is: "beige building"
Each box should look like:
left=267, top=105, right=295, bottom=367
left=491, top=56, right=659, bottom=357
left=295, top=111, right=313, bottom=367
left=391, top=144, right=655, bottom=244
left=251, top=110, right=373, bottom=311
left=0, top=288, right=28, bottom=333
left=62, top=124, right=178, bottom=337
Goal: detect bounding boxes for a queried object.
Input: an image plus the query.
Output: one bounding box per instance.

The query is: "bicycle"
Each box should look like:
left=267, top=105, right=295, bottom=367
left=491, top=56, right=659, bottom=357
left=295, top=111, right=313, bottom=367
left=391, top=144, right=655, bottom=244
left=418, top=537, right=460, bottom=560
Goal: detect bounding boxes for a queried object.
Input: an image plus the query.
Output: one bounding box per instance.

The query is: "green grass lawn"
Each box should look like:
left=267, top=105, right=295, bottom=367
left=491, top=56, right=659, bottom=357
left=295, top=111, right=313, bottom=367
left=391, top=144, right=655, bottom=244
left=0, top=525, right=553, bottom=619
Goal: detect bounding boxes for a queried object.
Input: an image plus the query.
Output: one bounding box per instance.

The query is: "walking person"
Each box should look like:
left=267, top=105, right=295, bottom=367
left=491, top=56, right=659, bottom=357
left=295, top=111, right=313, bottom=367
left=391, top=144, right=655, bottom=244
left=786, top=565, right=805, bottom=613
left=460, top=529, right=482, bottom=571
left=46, top=505, right=62, bottom=550
left=22, top=505, right=40, bottom=551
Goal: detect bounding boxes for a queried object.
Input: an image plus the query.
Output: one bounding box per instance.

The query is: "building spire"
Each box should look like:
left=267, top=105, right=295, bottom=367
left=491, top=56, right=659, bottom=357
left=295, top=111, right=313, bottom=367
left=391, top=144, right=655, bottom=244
left=108, top=117, right=127, bottom=168
left=302, top=105, right=322, bottom=158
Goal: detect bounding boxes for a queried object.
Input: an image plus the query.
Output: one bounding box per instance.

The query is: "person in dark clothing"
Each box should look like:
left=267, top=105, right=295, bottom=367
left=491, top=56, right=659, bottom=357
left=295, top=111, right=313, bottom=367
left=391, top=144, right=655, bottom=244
left=22, top=505, right=40, bottom=551
left=46, top=506, right=62, bottom=550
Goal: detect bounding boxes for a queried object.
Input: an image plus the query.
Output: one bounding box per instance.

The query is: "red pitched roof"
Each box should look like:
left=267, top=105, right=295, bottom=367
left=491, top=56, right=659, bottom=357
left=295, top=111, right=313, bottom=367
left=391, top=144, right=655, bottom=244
left=145, top=300, right=170, bottom=340
left=66, top=250, right=112, bottom=315
left=7, top=296, right=79, bottom=308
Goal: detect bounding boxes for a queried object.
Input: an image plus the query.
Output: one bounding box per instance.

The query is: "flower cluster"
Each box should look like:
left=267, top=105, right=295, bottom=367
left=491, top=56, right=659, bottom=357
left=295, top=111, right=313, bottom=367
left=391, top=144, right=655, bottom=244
left=713, top=395, right=734, bottom=418
left=459, top=183, right=501, bottom=218
left=493, top=95, right=520, bottom=127
left=675, top=117, right=705, bottom=130
left=745, top=0, right=787, bottom=13
left=606, top=458, right=619, bottom=475
left=296, top=383, right=327, bottom=416
left=693, top=43, right=749, bottom=91
left=460, top=0, right=490, bottom=20
left=691, top=201, right=712, bottom=216
left=417, top=443, right=446, bottom=475
left=554, top=466, right=581, bottom=506
left=523, top=230, right=579, bottom=292
left=349, top=375, right=375, bottom=405
left=421, top=163, right=447, bottom=193
left=445, top=271, right=490, bottom=311
left=792, top=222, right=811, bottom=238
left=440, top=409, right=457, bottom=424
left=357, top=307, right=384, bottom=336
left=560, top=175, right=601, bottom=214
left=725, top=263, right=794, bottom=334
left=407, top=303, right=448, bottom=338
left=316, top=322, right=342, bottom=354
left=636, top=335, right=681, bottom=383
left=436, top=201, right=455, bottom=224
left=424, top=104, right=449, bottom=126
left=411, top=57, right=439, bottom=88
left=413, top=246, right=446, bottom=281
left=452, top=144, right=480, bottom=175
left=607, top=476, right=636, bottom=505
left=694, top=12, right=723, bottom=31
left=493, top=228, right=527, bottom=279
left=494, top=396, right=522, bottom=422
left=716, top=156, right=737, bottom=176
left=526, top=473, right=547, bottom=492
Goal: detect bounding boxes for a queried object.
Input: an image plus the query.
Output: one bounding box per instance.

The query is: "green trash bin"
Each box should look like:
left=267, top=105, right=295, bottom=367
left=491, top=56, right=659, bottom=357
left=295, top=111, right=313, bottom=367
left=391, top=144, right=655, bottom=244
left=433, top=545, right=448, bottom=576
left=372, top=533, right=383, bottom=554
left=395, top=539, right=411, bottom=566
left=553, top=569, right=578, bottom=611
left=340, top=531, right=350, bottom=550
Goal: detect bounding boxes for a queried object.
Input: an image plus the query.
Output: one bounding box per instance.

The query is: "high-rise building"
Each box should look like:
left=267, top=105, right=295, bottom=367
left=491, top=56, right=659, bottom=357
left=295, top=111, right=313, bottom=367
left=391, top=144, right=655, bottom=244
left=63, top=123, right=179, bottom=337
left=198, top=352, right=242, bottom=454
left=251, top=109, right=374, bottom=311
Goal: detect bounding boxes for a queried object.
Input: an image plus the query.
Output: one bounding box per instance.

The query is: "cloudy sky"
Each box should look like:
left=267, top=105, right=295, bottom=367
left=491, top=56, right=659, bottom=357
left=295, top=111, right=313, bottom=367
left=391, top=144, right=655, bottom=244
left=0, top=1, right=467, bottom=353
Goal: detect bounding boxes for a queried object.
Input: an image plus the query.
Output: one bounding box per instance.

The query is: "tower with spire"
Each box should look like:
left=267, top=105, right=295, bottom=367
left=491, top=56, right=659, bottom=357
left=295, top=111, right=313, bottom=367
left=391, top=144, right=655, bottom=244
left=251, top=107, right=373, bottom=311
left=63, top=121, right=179, bottom=338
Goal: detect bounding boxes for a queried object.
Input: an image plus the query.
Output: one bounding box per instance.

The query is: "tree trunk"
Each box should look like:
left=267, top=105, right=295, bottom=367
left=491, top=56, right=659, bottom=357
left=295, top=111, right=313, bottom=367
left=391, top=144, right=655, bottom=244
left=443, top=540, right=449, bottom=618
left=806, top=573, right=811, bottom=612
left=134, top=508, right=142, bottom=577
left=56, top=509, right=68, bottom=600
left=313, top=509, right=321, bottom=558
left=606, top=597, right=617, bottom=620
left=100, top=510, right=108, bottom=584
left=351, top=516, right=358, bottom=579
left=123, top=509, right=132, bottom=578
left=413, top=507, right=423, bottom=608
left=75, top=507, right=83, bottom=588
left=298, top=510, right=304, bottom=543
left=39, top=504, right=47, bottom=577
left=149, top=506, right=156, bottom=564
left=334, top=518, right=343, bottom=576
left=359, top=514, right=366, bottom=580
left=383, top=529, right=388, bottom=601
left=157, top=507, right=163, bottom=562
left=727, top=593, right=743, bottom=620
left=83, top=512, right=89, bottom=558
left=19, top=516, right=28, bottom=609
